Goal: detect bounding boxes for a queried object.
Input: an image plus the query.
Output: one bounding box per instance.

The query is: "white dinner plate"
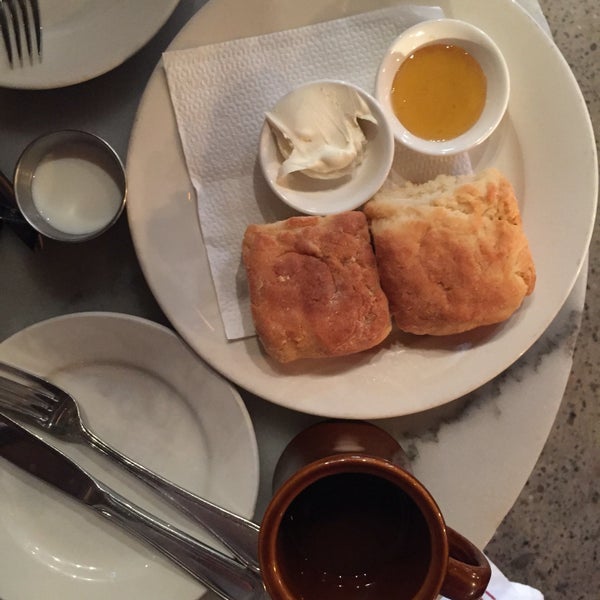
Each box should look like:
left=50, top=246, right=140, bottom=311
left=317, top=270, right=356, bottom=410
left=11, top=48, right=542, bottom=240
left=0, top=312, right=259, bottom=600
left=126, top=0, right=597, bottom=419
left=0, top=0, right=180, bottom=89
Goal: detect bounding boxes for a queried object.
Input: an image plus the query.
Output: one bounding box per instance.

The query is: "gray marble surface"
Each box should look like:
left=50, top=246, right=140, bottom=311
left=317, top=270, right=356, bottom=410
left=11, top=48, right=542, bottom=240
left=485, top=1, right=599, bottom=598
left=0, top=1, right=597, bottom=599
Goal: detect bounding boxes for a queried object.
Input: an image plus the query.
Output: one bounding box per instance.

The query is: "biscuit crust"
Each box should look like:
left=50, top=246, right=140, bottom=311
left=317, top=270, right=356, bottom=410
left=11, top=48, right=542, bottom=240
left=242, top=211, right=391, bottom=362
left=364, top=168, right=536, bottom=335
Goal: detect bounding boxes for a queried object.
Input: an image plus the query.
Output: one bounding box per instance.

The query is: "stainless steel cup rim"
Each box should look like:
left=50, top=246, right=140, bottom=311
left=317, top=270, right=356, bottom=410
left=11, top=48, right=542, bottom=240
left=13, top=129, right=127, bottom=243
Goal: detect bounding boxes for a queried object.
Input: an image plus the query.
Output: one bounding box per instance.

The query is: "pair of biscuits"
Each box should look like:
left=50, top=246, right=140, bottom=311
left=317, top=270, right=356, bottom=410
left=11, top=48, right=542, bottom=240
left=242, top=168, right=536, bottom=363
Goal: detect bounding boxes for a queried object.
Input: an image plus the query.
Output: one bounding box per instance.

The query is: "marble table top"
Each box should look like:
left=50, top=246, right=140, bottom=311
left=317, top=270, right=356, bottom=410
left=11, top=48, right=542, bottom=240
left=0, top=1, right=597, bottom=599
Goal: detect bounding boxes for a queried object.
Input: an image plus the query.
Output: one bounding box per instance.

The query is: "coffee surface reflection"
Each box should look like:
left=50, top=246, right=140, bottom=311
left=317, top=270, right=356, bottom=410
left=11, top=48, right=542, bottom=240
left=278, top=472, right=431, bottom=599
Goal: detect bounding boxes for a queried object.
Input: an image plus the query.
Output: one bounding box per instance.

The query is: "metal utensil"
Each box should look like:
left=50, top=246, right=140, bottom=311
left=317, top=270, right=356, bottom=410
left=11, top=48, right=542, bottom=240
left=0, top=0, right=42, bottom=68
left=0, top=413, right=267, bottom=600
left=0, top=360, right=260, bottom=572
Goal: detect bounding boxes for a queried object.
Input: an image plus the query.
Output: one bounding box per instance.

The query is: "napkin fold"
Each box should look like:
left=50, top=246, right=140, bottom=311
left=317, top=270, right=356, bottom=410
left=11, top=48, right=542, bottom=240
left=162, top=5, right=446, bottom=340
left=441, top=557, right=544, bottom=600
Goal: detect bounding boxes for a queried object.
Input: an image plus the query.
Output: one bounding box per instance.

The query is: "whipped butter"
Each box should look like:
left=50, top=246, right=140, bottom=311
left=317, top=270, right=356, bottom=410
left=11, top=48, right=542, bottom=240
left=266, top=82, right=377, bottom=181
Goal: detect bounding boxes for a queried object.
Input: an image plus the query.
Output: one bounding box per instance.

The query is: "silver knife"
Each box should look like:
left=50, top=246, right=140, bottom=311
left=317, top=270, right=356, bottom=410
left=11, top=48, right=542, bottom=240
left=0, top=413, right=267, bottom=600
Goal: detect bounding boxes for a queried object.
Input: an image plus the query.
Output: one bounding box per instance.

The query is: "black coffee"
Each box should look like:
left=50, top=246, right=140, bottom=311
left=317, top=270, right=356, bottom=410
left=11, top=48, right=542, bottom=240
left=277, top=472, right=431, bottom=599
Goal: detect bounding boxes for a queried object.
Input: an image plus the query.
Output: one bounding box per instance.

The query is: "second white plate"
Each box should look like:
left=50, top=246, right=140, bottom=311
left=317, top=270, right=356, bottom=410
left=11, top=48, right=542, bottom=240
left=0, top=312, right=259, bottom=600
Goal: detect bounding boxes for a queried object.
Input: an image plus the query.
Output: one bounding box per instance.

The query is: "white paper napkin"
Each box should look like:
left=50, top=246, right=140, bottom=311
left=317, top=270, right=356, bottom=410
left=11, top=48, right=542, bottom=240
left=441, top=557, right=544, bottom=600
left=162, top=5, right=445, bottom=340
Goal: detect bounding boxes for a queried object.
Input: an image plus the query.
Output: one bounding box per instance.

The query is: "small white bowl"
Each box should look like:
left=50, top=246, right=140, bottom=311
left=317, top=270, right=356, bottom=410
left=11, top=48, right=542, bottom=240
left=376, top=18, right=510, bottom=156
left=259, top=80, right=394, bottom=215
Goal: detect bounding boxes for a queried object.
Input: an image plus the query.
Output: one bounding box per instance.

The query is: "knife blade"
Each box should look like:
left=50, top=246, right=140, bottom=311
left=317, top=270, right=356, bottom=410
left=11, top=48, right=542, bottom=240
left=0, top=413, right=267, bottom=600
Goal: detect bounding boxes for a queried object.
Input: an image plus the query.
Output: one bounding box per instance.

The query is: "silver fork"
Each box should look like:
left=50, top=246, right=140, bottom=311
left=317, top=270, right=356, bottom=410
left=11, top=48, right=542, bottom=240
left=0, top=0, right=42, bottom=68
left=0, top=360, right=260, bottom=572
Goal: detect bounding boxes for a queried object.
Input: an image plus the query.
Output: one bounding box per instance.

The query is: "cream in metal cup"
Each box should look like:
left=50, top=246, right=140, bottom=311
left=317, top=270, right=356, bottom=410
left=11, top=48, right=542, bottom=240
left=13, top=130, right=126, bottom=242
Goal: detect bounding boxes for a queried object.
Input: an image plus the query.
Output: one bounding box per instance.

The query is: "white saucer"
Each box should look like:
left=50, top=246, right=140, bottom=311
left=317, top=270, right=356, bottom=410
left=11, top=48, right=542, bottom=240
left=0, top=312, right=259, bottom=600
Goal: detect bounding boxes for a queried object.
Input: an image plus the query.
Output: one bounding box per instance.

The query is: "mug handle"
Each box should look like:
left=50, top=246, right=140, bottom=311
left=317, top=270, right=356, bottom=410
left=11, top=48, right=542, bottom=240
left=440, top=528, right=492, bottom=600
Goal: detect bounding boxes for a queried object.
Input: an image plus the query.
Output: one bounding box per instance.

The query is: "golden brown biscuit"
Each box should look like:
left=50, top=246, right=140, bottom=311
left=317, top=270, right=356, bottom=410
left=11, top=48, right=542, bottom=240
left=242, top=211, right=391, bottom=363
left=364, top=168, right=536, bottom=335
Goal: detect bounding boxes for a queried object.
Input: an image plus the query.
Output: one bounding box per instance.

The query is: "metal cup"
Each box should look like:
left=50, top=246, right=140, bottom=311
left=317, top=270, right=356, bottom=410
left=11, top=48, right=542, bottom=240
left=13, top=130, right=126, bottom=242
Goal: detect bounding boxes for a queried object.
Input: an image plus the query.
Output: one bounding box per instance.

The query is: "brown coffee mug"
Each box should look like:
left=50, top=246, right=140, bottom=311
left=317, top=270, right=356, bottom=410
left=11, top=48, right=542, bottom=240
left=258, top=420, right=491, bottom=600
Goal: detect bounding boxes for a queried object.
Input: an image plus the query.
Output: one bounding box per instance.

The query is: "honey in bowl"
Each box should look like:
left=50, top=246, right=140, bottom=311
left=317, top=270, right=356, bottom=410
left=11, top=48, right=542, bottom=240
left=391, top=43, right=487, bottom=141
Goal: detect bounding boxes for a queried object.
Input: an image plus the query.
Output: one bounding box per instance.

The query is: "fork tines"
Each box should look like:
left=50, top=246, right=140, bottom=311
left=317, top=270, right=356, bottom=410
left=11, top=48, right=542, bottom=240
left=0, top=0, right=42, bottom=68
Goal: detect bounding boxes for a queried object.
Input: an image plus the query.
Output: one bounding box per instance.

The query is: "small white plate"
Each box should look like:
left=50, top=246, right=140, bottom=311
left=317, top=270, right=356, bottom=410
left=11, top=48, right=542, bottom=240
left=259, top=80, right=394, bottom=215
left=0, top=312, right=259, bottom=600
left=0, top=0, right=180, bottom=89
